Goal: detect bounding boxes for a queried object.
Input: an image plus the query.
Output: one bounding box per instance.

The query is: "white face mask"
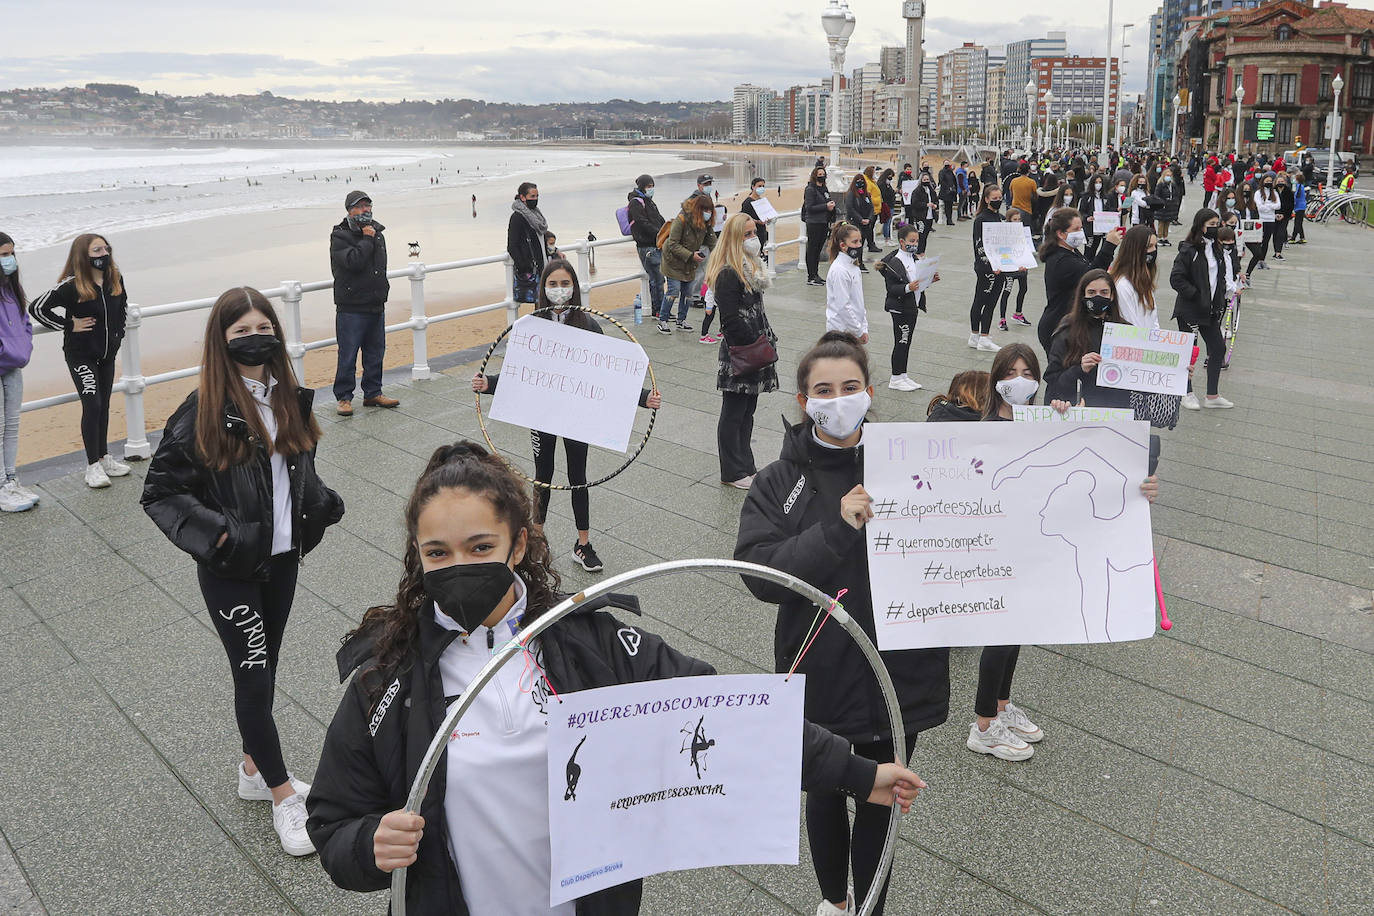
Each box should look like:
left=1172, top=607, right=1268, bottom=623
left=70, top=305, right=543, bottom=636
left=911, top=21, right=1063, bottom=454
left=1066, top=229, right=1087, bottom=249
left=545, top=285, right=575, bottom=307
left=806, top=390, right=871, bottom=439
left=996, top=376, right=1039, bottom=406
left=743, top=236, right=762, bottom=256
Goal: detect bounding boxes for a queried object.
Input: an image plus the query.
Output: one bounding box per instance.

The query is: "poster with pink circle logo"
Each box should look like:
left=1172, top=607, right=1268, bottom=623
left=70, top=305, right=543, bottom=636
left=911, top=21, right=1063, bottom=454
left=1097, top=324, right=1196, bottom=396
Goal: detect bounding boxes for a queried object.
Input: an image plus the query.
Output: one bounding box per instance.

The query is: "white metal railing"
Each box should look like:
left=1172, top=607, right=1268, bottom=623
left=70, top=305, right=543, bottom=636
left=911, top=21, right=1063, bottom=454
left=22, top=208, right=806, bottom=459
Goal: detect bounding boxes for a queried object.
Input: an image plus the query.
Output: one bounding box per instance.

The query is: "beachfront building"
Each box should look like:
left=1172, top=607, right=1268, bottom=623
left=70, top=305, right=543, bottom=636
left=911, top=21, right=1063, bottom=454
left=732, top=84, right=784, bottom=140
left=1004, top=32, right=1069, bottom=135
left=936, top=43, right=988, bottom=135
left=1031, top=55, right=1121, bottom=130
left=920, top=59, right=939, bottom=133
left=986, top=65, right=1007, bottom=137
left=881, top=46, right=907, bottom=85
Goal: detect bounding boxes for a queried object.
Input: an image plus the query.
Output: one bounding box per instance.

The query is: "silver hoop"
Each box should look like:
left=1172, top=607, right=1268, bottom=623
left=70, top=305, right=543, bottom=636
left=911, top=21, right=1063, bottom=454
left=390, top=559, right=906, bottom=916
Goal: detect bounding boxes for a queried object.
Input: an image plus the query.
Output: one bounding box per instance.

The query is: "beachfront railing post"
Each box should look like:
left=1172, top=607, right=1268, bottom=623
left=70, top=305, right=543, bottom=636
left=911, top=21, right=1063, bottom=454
left=574, top=243, right=592, bottom=304
left=763, top=217, right=779, bottom=281
left=408, top=263, right=431, bottom=381
left=639, top=265, right=652, bottom=317
left=280, top=280, right=307, bottom=384
left=119, top=305, right=151, bottom=460
left=797, top=213, right=808, bottom=272
left=503, top=257, right=518, bottom=326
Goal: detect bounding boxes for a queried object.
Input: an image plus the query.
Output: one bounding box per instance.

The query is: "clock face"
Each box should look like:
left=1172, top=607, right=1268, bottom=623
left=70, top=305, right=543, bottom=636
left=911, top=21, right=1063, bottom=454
left=904, top=1, right=924, bottom=17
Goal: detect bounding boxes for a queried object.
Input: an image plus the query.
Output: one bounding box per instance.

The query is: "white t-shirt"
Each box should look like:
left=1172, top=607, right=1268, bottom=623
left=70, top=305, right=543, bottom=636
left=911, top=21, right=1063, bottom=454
left=242, top=375, right=292, bottom=556
left=825, top=255, right=867, bottom=337
left=435, top=578, right=575, bottom=916
left=1113, top=276, right=1160, bottom=330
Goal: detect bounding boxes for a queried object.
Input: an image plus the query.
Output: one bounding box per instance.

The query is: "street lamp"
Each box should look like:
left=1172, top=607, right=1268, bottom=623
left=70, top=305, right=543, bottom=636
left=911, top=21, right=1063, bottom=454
left=1042, top=89, right=1054, bottom=150
left=1328, top=72, right=1345, bottom=191
left=821, top=0, right=856, bottom=183
left=1025, top=80, right=1037, bottom=152
left=1233, top=79, right=1245, bottom=157
left=1171, top=93, right=1181, bottom=157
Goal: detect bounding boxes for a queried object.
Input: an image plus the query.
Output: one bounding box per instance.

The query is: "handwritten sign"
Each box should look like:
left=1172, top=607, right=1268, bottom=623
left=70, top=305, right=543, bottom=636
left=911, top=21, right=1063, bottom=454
left=547, top=674, right=803, bottom=905
left=901, top=180, right=919, bottom=205
left=750, top=196, right=779, bottom=222
left=1097, top=323, right=1195, bottom=396
left=1091, top=206, right=1111, bottom=236
left=909, top=255, right=940, bottom=294
left=488, top=314, right=649, bottom=452
left=713, top=205, right=728, bottom=228
left=982, top=222, right=1036, bottom=271
left=1014, top=405, right=1135, bottom=422
left=864, top=421, right=1156, bottom=649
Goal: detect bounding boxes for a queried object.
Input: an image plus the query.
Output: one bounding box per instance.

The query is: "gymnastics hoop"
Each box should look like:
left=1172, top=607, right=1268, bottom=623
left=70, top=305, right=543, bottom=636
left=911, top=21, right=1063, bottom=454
left=474, top=305, right=658, bottom=490
left=390, top=558, right=906, bottom=916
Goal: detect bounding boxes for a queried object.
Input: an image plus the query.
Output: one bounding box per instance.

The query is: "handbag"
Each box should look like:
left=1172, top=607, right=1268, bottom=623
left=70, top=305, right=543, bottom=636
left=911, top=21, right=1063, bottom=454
left=1129, top=389, right=1181, bottom=430
left=728, top=333, right=778, bottom=376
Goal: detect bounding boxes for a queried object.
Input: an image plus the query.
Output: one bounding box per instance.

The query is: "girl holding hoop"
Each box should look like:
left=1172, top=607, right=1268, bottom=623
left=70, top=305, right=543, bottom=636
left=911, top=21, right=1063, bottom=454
left=306, top=441, right=925, bottom=915
left=472, top=258, right=662, bottom=573
left=736, top=332, right=948, bottom=916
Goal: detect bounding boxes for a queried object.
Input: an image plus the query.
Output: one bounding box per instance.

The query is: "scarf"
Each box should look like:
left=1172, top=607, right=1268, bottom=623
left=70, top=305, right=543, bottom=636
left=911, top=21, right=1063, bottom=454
left=511, top=199, right=548, bottom=236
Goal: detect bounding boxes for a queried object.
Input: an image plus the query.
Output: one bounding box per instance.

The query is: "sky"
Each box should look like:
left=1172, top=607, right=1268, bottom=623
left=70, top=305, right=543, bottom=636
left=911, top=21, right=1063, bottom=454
left=3, top=0, right=1229, bottom=104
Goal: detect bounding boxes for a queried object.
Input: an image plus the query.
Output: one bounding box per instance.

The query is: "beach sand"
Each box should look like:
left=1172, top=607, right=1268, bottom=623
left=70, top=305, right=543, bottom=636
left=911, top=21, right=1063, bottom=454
left=20, top=183, right=805, bottom=465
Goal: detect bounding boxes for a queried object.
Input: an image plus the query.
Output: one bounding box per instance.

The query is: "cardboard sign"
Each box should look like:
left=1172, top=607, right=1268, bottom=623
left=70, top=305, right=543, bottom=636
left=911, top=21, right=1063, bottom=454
left=910, top=255, right=940, bottom=294
left=1091, top=206, right=1113, bottom=236
left=714, top=205, right=728, bottom=228
left=488, top=314, right=649, bottom=452
left=1237, top=218, right=1262, bottom=246
left=1097, top=323, right=1195, bottom=396
left=901, top=180, right=919, bottom=206
left=864, top=421, right=1156, bottom=649
left=547, top=674, right=804, bottom=905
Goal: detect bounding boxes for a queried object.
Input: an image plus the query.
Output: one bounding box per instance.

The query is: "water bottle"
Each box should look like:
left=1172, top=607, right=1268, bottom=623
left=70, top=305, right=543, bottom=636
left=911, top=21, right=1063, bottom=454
left=633, top=293, right=643, bottom=324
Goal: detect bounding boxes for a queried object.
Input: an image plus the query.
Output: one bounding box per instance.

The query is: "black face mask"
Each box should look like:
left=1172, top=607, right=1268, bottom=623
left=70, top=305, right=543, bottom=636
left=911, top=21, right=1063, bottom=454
left=987, top=199, right=1002, bottom=210
left=526, top=198, right=539, bottom=209
left=1204, top=226, right=1220, bottom=240
left=1085, top=295, right=1113, bottom=316
left=90, top=256, right=108, bottom=272
left=227, top=333, right=281, bottom=367
left=846, top=245, right=864, bottom=261
left=424, top=558, right=517, bottom=633
left=1144, top=251, right=1158, bottom=267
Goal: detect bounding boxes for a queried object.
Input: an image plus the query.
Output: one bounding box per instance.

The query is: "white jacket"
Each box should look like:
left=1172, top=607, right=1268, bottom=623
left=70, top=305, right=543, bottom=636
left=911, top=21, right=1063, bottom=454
left=1256, top=190, right=1278, bottom=223
left=825, top=255, right=867, bottom=337
left=1114, top=275, right=1160, bottom=330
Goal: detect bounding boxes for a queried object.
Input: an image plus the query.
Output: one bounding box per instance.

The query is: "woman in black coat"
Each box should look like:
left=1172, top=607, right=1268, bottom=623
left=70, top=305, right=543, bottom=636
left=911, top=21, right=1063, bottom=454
left=1170, top=208, right=1232, bottom=410
left=803, top=165, right=837, bottom=285
left=844, top=174, right=877, bottom=265
left=910, top=171, right=939, bottom=254
left=1037, top=209, right=1123, bottom=352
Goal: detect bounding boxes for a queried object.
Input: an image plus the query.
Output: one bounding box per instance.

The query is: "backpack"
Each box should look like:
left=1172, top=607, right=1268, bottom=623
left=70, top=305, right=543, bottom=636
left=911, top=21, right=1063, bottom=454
left=615, top=204, right=634, bottom=237
left=655, top=218, right=674, bottom=250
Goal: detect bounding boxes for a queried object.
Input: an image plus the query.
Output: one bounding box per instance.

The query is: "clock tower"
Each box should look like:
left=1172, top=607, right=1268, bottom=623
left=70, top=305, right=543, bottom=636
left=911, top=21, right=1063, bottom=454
left=899, top=1, right=926, bottom=167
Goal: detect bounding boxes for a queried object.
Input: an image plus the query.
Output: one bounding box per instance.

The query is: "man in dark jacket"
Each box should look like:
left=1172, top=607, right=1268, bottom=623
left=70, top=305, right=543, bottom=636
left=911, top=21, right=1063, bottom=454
left=331, top=190, right=396, bottom=416
left=937, top=162, right=958, bottom=225
left=627, top=174, right=666, bottom=316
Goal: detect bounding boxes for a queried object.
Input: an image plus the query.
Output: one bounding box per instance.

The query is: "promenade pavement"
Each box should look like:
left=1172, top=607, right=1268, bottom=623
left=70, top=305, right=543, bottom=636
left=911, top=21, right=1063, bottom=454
left=1, top=183, right=1370, bottom=915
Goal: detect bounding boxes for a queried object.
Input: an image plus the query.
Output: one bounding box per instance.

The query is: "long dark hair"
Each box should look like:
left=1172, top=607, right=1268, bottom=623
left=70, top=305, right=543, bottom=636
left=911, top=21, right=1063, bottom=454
left=1038, top=208, right=1081, bottom=261
left=59, top=233, right=123, bottom=300
left=983, top=344, right=1041, bottom=419
left=0, top=232, right=26, bottom=308
left=195, top=287, right=320, bottom=470
left=1057, top=268, right=1123, bottom=367
left=1110, top=225, right=1157, bottom=313
left=808, top=165, right=828, bottom=186
left=350, top=441, right=563, bottom=703
left=1184, top=208, right=1219, bottom=247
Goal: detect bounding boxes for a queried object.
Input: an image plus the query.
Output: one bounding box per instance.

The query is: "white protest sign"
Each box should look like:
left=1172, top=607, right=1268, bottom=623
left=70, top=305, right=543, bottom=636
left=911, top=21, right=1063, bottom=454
left=1014, top=405, right=1135, bottom=422
left=1097, top=323, right=1195, bottom=396
left=1020, top=226, right=1039, bottom=269
left=910, top=255, right=940, bottom=294
left=901, top=180, right=919, bottom=205
left=864, top=421, right=1156, bottom=649
left=547, top=674, right=803, bottom=905
left=714, top=205, right=728, bottom=227
left=981, top=222, right=1033, bottom=272
left=750, top=196, right=779, bottom=221
left=1238, top=218, right=1262, bottom=246
left=488, top=314, right=649, bottom=452
left=1091, top=206, right=1111, bottom=236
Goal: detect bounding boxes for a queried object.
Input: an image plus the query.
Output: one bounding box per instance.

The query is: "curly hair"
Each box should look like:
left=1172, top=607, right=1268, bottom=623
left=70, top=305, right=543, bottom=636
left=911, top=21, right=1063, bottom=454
left=349, top=440, right=562, bottom=703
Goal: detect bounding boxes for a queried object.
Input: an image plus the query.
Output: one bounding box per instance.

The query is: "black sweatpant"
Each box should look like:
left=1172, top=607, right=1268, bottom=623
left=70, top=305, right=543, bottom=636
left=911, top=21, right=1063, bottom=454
left=1247, top=223, right=1275, bottom=273
left=199, top=552, right=300, bottom=789
left=1179, top=319, right=1225, bottom=397
left=999, top=272, right=1027, bottom=318
left=890, top=312, right=916, bottom=376
left=1291, top=211, right=1306, bottom=241
left=805, top=224, right=829, bottom=282
left=975, top=645, right=1021, bottom=718
left=807, top=733, right=919, bottom=914
left=970, top=272, right=1004, bottom=335
left=1272, top=218, right=1288, bottom=254
left=942, top=197, right=955, bottom=225
left=717, top=390, right=758, bottom=482
left=916, top=219, right=932, bottom=255
left=65, top=352, right=117, bottom=464
left=859, top=220, right=878, bottom=252
left=532, top=431, right=589, bottom=531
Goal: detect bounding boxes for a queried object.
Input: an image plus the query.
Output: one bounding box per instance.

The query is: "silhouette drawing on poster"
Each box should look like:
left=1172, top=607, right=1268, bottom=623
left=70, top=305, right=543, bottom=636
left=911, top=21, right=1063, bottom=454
left=990, top=427, right=1154, bottom=641
left=564, top=735, right=587, bottom=802
left=680, top=717, right=716, bottom=780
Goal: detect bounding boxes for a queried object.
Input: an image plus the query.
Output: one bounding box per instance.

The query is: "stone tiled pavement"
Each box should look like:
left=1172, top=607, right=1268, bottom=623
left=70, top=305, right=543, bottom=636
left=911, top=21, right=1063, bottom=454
left=1, top=186, right=1371, bottom=915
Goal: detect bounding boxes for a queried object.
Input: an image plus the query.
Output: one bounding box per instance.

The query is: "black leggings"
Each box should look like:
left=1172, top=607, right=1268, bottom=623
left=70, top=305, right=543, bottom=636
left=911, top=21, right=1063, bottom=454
left=1179, top=319, right=1225, bottom=397
left=942, top=197, right=955, bottom=225
left=975, top=645, right=1021, bottom=718
left=970, top=272, right=1004, bottom=335
left=805, top=223, right=830, bottom=281
left=999, top=272, right=1027, bottom=318
left=199, top=552, right=300, bottom=789
left=1246, top=224, right=1274, bottom=273
left=532, top=431, right=589, bottom=531
left=1272, top=218, right=1288, bottom=254
left=916, top=219, right=932, bottom=255
left=1291, top=211, right=1306, bottom=241
left=890, top=312, right=916, bottom=375
left=859, top=219, right=878, bottom=252
left=65, top=352, right=116, bottom=464
left=807, top=733, right=919, bottom=914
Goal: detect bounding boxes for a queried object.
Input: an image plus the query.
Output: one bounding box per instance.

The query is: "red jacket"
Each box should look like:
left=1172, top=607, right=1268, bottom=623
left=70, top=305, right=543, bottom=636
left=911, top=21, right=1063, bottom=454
left=1203, top=165, right=1217, bottom=192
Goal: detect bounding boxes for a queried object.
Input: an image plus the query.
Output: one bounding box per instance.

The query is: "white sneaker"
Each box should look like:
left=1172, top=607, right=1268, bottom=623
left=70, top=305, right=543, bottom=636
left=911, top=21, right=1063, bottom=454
left=815, top=889, right=855, bottom=915
left=0, top=481, right=33, bottom=513
left=966, top=718, right=1034, bottom=761
left=238, top=762, right=311, bottom=801
left=85, top=462, right=111, bottom=489
left=7, top=479, right=39, bottom=504
left=967, top=332, right=980, bottom=349
left=888, top=375, right=923, bottom=391
left=1202, top=395, right=1234, bottom=409
left=272, top=794, right=316, bottom=856
left=1181, top=392, right=1201, bottom=411
left=976, top=336, right=1002, bottom=352
left=99, top=454, right=131, bottom=477
left=997, top=701, right=1044, bottom=743
left=723, top=476, right=755, bottom=490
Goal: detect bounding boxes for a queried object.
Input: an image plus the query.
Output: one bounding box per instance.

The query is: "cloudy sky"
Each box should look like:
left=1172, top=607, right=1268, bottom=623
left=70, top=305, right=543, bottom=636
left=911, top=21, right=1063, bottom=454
left=7, top=0, right=1195, bottom=102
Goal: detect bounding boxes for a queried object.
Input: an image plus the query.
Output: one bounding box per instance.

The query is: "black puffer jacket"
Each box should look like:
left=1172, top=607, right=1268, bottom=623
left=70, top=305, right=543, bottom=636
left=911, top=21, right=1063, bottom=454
left=626, top=189, right=665, bottom=249
left=876, top=249, right=928, bottom=315
left=803, top=182, right=835, bottom=226
left=925, top=399, right=981, bottom=423
left=1044, top=321, right=1133, bottom=409
left=307, top=594, right=878, bottom=916
left=736, top=421, right=950, bottom=744
left=1170, top=239, right=1228, bottom=328
left=330, top=219, right=389, bottom=312
left=141, top=388, right=345, bottom=581
left=28, top=276, right=128, bottom=362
